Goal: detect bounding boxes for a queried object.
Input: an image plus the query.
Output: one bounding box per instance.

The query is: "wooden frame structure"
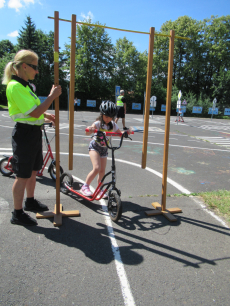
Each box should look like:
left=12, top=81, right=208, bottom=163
left=144, top=30, right=182, bottom=221
left=40, top=12, right=190, bottom=225
left=36, top=11, right=80, bottom=226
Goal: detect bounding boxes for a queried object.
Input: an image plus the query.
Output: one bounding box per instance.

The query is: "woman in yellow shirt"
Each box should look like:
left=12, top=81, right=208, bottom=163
left=2, top=49, right=62, bottom=226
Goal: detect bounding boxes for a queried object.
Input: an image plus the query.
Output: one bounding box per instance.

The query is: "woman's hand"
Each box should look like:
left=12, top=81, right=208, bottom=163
left=44, top=113, right=55, bottom=126
left=49, top=85, right=62, bottom=99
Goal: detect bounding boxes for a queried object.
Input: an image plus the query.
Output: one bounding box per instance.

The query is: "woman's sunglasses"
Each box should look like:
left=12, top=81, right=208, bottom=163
left=26, top=63, right=38, bottom=71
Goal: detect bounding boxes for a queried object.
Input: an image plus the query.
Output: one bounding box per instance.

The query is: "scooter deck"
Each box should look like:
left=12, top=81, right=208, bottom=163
left=68, top=181, right=107, bottom=202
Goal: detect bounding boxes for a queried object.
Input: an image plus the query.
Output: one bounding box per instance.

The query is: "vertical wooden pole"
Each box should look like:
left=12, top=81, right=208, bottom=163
left=68, top=14, right=76, bottom=170
left=141, top=27, right=155, bottom=169
left=54, top=11, right=60, bottom=214
left=161, top=30, right=175, bottom=211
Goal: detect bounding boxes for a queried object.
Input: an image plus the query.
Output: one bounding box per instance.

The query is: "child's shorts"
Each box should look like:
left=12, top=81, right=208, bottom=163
left=89, top=140, right=108, bottom=158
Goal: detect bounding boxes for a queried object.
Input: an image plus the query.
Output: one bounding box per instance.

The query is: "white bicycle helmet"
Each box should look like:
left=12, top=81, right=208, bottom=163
left=99, top=101, right=117, bottom=117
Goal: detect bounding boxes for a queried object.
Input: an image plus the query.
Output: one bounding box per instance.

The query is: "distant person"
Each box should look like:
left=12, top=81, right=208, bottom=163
left=115, top=90, right=128, bottom=130
left=74, top=97, right=78, bottom=112
left=179, top=109, right=184, bottom=122
left=2, top=49, right=62, bottom=226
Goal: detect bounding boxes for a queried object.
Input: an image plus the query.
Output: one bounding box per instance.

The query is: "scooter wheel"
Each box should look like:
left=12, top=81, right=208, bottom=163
left=60, top=173, right=73, bottom=194
left=107, top=190, right=122, bottom=222
left=0, top=157, right=14, bottom=176
left=49, top=162, right=64, bottom=181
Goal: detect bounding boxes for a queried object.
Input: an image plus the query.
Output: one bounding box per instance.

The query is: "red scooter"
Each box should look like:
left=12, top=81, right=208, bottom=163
left=0, top=122, right=63, bottom=181
left=60, top=129, right=134, bottom=222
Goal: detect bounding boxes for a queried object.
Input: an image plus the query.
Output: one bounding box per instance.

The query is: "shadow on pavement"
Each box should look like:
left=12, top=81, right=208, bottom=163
left=97, top=222, right=217, bottom=269
left=26, top=218, right=143, bottom=266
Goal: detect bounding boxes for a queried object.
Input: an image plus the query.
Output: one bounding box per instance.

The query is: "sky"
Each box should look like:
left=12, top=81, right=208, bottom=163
left=0, top=0, right=229, bottom=53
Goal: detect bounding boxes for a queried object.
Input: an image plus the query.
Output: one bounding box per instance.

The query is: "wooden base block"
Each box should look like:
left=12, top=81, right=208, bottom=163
left=36, top=211, right=55, bottom=219
left=145, top=202, right=182, bottom=222
left=62, top=210, right=80, bottom=217
left=36, top=203, right=80, bottom=227
left=162, top=210, right=177, bottom=222
left=151, top=202, right=161, bottom=210
left=167, top=207, right=182, bottom=214
left=53, top=213, right=62, bottom=227
left=145, top=210, right=162, bottom=216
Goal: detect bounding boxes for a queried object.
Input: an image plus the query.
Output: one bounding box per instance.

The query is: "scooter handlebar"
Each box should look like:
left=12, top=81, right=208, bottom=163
left=85, top=128, right=134, bottom=136
left=43, top=122, right=53, bottom=127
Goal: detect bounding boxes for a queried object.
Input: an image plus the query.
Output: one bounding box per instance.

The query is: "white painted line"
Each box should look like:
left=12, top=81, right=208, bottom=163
left=0, top=197, right=10, bottom=225
left=115, top=140, right=230, bottom=152
left=0, top=152, right=13, bottom=155
left=102, top=207, right=136, bottom=306
left=113, top=159, right=191, bottom=195
left=69, top=153, right=229, bottom=230
left=215, top=142, right=230, bottom=145
left=69, top=153, right=192, bottom=195
left=0, top=124, right=13, bottom=129
left=0, top=148, right=12, bottom=150
left=72, top=174, right=136, bottom=306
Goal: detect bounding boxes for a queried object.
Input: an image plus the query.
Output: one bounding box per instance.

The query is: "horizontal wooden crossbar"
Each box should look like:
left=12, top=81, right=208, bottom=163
left=48, top=16, right=191, bottom=40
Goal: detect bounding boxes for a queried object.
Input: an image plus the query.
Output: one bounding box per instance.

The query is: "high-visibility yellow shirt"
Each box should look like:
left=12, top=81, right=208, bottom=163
left=6, top=76, right=44, bottom=125
left=116, top=95, right=124, bottom=107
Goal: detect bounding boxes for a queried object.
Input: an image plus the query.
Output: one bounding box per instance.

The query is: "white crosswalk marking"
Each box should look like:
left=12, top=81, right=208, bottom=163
left=59, top=123, right=86, bottom=130
left=194, top=136, right=230, bottom=148
left=131, top=126, right=164, bottom=132
left=200, top=125, right=230, bottom=131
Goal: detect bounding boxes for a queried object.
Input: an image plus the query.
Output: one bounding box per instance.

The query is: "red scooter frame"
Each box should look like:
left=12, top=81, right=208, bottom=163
left=0, top=122, right=63, bottom=181
left=60, top=129, right=134, bottom=222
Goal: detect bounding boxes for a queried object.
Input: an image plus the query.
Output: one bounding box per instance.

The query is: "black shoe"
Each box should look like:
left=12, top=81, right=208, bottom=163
left=123, top=127, right=129, bottom=130
left=24, top=199, right=49, bottom=212
left=10, top=211, right=37, bottom=226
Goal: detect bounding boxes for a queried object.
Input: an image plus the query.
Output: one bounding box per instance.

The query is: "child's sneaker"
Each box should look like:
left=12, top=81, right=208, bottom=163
left=80, top=185, right=93, bottom=197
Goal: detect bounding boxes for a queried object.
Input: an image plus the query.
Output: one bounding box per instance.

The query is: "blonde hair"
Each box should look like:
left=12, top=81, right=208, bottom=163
left=2, top=49, right=38, bottom=85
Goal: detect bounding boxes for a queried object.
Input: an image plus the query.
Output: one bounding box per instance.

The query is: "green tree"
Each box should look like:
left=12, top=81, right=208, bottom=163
left=154, top=15, right=230, bottom=110
left=212, top=68, right=230, bottom=110
left=206, top=16, right=230, bottom=104
left=0, top=40, right=16, bottom=57
left=112, top=37, right=147, bottom=107
left=155, top=16, right=205, bottom=96
left=0, top=52, right=16, bottom=105
left=17, top=16, right=38, bottom=52
left=63, top=19, right=114, bottom=105
left=0, top=41, right=16, bottom=105
left=17, top=16, right=68, bottom=108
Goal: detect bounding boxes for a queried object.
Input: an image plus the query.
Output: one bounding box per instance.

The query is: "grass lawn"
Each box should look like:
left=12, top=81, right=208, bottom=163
left=197, top=190, right=230, bottom=226
left=171, top=190, right=230, bottom=227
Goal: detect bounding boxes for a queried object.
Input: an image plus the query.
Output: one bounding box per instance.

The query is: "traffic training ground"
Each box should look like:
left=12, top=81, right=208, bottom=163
left=0, top=110, right=229, bottom=306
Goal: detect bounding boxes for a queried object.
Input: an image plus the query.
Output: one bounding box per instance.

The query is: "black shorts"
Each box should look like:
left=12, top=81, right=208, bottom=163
left=11, top=123, right=43, bottom=178
left=88, top=140, right=108, bottom=158
left=116, top=106, right=125, bottom=119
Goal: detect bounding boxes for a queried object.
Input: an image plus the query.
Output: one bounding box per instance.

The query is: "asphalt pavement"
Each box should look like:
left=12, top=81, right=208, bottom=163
left=0, top=110, right=229, bottom=306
